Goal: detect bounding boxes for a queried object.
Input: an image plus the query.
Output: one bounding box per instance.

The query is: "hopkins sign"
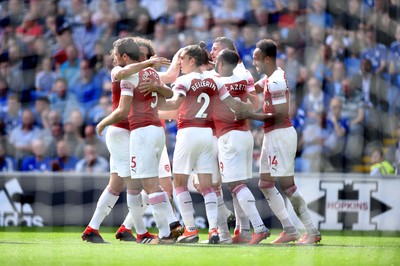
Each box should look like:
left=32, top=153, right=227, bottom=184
left=286, top=173, right=399, bottom=231
left=0, top=173, right=399, bottom=230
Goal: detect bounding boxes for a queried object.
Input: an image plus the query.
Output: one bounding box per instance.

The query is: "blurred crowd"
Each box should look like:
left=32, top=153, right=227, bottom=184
left=0, top=0, right=399, bottom=174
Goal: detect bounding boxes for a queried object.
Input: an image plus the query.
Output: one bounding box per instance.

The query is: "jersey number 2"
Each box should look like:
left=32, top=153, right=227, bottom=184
left=195, top=92, right=210, bottom=118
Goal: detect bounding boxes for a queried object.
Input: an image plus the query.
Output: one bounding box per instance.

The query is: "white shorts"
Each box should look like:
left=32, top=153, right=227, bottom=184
left=193, top=135, right=220, bottom=185
left=159, top=145, right=172, bottom=178
left=106, top=126, right=130, bottom=177
left=173, top=127, right=213, bottom=175
left=259, top=127, right=297, bottom=177
left=130, top=125, right=165, bottom=179
left=218, top=130, right=253, bottom=183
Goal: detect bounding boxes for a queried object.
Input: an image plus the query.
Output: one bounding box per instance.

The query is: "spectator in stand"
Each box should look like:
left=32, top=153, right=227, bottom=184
left=370, top=146, right=395, bottom=176
left=140, top=0, right=167, bottom=22
left=352, top=58, right=389, bottom=144
left=213, top=0, right=244, bottom=27
left=360, top=26, right=388, bottom=79
left=386, top=122, right=400, bottom=174
left=75, top=144, right=109, bottom=173
left=325, top=61, right=346, bottom=98
left=283, top=44, right=307, bottom=106
left=0, top=142, right=16, bottom=172
left=52, top=22, right=75, bottom=69
left=8, top=109, right=42, bottom=161
left=50, top=139, right=79, bottom=172
left=184, top=0, right=213, bottom=41
left=0, top=94, right=22, bottom=135
left=300, top=77, right=330, bottom=121
left=73, top=9, right=102, bottom=60
left=20, top=139, right=51, bottom=172
left=116, top=0, right=151, bottom=36
left=90, top=0, right=120, bottom=34
left=324, top=97, right=349, bottom=172
left=0, top=77, right=9, bottom=108
left=40, top=109, right=63, bottom=158
left=299, top=108, right=328, bottom=172
left=389, top=23, right=400, bottom=115
left=31, top=96, right=50, bottom=129
left=43, top=15, right=58, bottom=50
left=243, top=0, right=268, bottom=27
left=339, top=78, right=365, bottom=171
left=157, top=0, right=186, bottom=33
left=236, top=25, right=258, bottom=69
left=58, top=43, right=81, bottom=90
left=338, top=0, right=362, bottom=33
left=0, top=0, right=25, bottom=30
left=72, top=58, right=102, bottom=112
left=309, top=43, right=334, bottom=86
left=15, top=12, right=43, bottom=51
left=75, top=124, right=109, bottom=160
left=49, top=77, right=80, bottom=123
left=62, top=119, right=84, bottom=159
left=34, top=56, right=57, bottom=99
left=86, top=95, right=111, bottom=125
left=306, top=0, right=333, bottom=30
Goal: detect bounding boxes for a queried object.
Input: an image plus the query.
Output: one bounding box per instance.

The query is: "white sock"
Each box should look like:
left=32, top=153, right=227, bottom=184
left=203, top=188, right=218, bottom=230
left=121, top=213, right=134, bottom=230
left=164, top=191, right=178, bottom=224
left=175, top=186, right=196, bottom=230
left=216, top=189, right=231, bottom=218
left=88, top=186, right=119, bottom=230
left=126, top=190, right=147, bottom=235
left=141, top=191, right=149, bottom=211
left=259, top=181, right=295, bottom=230
left=287, top=186, right=319, bottom=235
left=217, top=190, right=230, bottom=236
left=149, top=192, right=172, bottom=238
left=234, top=185, right=266, bottom=233
left=232, top=195, right=250, bottom=232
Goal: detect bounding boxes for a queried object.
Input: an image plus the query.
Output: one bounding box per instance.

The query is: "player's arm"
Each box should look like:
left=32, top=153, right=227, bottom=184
left=96, top=95, right=131, bottom=136
left=222, top=95, right=252, bottom=114
left=139, top=82, right=173, bottom=98
left=236, top=103, right=286, bottom=123
left=114, top=57, right=170, bottom=81
left=247, top=91, right=260, bottom=111
left=254, top=81, right=264, bottom=94
left=159, top=48, right=185, bottom=84
left=159, top=93, right=185, bottom=111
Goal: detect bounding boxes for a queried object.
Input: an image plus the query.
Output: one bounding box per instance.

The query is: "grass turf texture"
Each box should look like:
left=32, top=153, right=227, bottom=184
left=0, top=227, right=399, bottom=266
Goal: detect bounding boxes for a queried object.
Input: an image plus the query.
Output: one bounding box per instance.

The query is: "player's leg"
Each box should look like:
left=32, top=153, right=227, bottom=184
left=279, top=176, right=321, bottom=245
left=158, top=146, right=183, bottom=238
left=258, top=129, right=300, bottom=244
left=82, top=172, right=124, bottom=243
left=173, top=128, right=199, bottom=243
left=222, top=130, right=269, bottom=244
left=133, top=125, right=175, bottom=244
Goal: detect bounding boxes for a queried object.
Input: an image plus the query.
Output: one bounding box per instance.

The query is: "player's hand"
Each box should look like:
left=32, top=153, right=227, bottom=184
left=149, top=57, right=171, bottom=68
left=139, top=81, right=159, bottom=96
left=235, top=110, right=251, bottom=120
left=96, top=123, right=106, bottom=137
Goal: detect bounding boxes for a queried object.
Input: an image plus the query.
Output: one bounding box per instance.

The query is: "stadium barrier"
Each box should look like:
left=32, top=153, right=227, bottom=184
left=0, top=172, right=399, bottom=231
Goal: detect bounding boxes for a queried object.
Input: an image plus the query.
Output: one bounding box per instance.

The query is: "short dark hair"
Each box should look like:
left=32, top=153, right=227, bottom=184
left=130, top=37, right=156, bottom=59
left=213, top=37, right=237, bottom=52
left=218, top=49, right=239, bottom=68
left=184, top=41, right=209, bottom=66
left=112, top=38, right=140, bottom=61
left=256, top=39, right=277, bottom=59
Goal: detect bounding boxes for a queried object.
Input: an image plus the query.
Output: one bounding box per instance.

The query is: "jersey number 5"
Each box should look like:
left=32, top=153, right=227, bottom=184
left=150, top=91, right=158, bottom=108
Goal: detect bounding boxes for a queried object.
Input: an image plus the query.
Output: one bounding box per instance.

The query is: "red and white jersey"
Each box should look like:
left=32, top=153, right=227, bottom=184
left=173, top=71, right=230, bottom=130
left=234, top=62, right=255, bottom=91
left=120, top=67, right=162, bottom=130
left=213, top=73, right=254, bottom=137
left=257, top=67, right=292, bottom=133
left=110, top=66, right=130, bottom=130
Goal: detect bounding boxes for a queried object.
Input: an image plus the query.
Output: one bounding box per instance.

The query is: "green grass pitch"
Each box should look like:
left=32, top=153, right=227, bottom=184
left=0, top=227, right=399, bottom=266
